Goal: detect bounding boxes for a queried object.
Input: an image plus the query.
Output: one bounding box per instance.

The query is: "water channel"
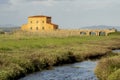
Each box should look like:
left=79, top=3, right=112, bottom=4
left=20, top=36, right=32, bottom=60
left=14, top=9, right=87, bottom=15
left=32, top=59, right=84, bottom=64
left=19, top=50, right=120, bottom=80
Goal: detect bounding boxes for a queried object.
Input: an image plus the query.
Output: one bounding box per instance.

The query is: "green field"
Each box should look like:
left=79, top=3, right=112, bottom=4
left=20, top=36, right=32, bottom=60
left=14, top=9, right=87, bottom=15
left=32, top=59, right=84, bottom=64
left=0, top=31, right=120, bottom=80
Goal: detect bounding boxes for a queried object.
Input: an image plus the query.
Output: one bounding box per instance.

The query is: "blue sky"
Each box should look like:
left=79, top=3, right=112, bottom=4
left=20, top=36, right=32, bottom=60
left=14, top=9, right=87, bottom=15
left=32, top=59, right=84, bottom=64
left=0, top=0, right=120, bottom=28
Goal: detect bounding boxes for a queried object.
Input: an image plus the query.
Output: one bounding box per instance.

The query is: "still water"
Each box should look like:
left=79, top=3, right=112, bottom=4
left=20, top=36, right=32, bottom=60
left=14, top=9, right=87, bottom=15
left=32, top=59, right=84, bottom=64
left=19, top=61, right=98, bottom=80
left=19, top=50, right=120, bottom=80
left=112, top=49, right=120, bottom=53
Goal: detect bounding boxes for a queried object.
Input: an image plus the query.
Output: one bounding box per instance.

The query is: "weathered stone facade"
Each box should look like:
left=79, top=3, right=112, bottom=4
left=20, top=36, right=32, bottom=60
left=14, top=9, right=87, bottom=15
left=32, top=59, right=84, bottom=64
left=53, top=29, right=116, bottom=36
left=21, top=15, right=58, bottom=32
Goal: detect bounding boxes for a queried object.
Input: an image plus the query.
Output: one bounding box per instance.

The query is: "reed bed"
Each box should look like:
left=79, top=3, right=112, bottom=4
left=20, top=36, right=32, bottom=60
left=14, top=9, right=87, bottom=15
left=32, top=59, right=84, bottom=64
left=95, top=55, right=120, bottom=80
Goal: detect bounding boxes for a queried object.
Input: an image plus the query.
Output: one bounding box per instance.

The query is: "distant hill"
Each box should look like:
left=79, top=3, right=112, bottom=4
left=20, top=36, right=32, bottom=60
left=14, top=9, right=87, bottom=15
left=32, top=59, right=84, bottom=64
left=0, top=24, right=20, bottom=32
left=0, top=27, right=20, bottom=32
left=81, top=25, right=120, bottom=31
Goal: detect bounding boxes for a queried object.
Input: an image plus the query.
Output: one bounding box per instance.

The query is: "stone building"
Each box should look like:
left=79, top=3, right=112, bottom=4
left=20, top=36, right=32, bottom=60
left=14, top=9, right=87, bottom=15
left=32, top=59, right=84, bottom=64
left=21, top=15, right=58, bottom=32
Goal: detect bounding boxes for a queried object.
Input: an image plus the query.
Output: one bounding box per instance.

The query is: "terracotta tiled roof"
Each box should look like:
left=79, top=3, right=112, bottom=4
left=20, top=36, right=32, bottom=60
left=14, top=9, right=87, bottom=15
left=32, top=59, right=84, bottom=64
left=49, top=23, right=58, bottom=26
left=28, top=15, right=51, bottom=18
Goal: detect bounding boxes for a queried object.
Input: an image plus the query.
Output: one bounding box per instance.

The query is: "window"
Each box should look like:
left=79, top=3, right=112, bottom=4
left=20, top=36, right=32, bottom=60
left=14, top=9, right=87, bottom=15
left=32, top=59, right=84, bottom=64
left=30, top=27, right=32, bottom=30
left=36, top=27, right=38, bottom=30
left=30, top=21, right=32, bottom=23
left=42, top=27, right=44, bottom=30
left=42, top=21, right=44, bottom=23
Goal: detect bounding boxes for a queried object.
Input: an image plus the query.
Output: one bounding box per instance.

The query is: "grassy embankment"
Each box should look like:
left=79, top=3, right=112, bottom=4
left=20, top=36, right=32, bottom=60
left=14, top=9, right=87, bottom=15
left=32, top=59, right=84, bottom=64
left=0, top=31, right=120, bottom=80
left=95, top=32, right=120, bottom=80
left=95, top=55, right=120, bottom=80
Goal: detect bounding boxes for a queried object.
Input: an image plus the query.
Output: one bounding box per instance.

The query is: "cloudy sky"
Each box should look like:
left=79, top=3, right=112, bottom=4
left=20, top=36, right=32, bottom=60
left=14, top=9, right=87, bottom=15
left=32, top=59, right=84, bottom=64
left=0, top=0, right=120, bottom=28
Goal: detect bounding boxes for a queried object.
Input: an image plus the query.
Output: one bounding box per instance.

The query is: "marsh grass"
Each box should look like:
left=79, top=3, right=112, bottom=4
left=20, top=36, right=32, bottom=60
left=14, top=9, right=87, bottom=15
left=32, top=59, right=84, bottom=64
left=95, top=55, right=120, bottom=80
left=0, top=31, right=120, bottom=80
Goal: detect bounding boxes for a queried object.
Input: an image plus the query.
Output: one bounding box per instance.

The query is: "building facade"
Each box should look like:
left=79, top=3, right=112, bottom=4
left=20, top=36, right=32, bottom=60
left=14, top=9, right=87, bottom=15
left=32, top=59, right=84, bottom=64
left=21, top=15, right=58, bottom=32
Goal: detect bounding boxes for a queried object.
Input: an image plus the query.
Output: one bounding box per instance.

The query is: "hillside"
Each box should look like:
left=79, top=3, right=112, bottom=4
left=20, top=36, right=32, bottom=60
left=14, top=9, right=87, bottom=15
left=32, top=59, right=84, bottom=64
left=81, top=25, right=120, bottom=31
left=0, top=24, right=20, bottom=32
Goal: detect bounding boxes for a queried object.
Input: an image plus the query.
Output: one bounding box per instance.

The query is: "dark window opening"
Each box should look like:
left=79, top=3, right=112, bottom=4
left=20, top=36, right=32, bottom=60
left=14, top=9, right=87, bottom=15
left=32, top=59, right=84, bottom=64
left=42, top=27, right=44, bottom=30
left=36, top=27, right=38, bottom=30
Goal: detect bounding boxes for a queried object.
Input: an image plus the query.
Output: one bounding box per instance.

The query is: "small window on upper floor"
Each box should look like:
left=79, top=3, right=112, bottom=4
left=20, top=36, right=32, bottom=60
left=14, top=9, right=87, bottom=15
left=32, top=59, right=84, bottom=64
left=42, top=21, right=44, bottom=23
left=30, top=21, right=32, bottom=23
left=36, top=27, right=38, bottom=30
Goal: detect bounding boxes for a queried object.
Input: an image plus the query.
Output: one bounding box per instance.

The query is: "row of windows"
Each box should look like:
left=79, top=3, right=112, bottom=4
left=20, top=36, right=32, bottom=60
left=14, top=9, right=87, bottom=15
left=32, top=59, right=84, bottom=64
left=30, top=27, right=44, bottom=30
left=30, top=21, right=44, bottom=23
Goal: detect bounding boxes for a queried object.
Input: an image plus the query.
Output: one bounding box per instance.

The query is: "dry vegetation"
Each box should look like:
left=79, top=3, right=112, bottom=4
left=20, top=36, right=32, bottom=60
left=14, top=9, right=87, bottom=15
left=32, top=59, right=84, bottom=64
left=95, top=55, right=120, bottom=80
left=0, top=31, right=120, bottom=80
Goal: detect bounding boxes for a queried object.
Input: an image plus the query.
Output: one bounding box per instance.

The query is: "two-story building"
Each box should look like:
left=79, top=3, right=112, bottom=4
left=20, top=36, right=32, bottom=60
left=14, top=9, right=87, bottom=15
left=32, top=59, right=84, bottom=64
left=21, top=15, right=58, bottom=32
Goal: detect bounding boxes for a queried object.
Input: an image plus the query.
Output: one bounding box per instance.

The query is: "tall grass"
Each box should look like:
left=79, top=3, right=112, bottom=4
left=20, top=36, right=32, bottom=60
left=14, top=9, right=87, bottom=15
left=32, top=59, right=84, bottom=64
left=95, top=55, right=120, bottom=80
left=0, top=31, right=120, bottom=80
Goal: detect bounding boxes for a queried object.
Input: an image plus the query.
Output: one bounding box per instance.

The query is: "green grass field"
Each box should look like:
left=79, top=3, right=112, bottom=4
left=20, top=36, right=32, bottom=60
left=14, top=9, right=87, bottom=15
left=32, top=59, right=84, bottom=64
left=0, top=31, right=120, bottom=80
